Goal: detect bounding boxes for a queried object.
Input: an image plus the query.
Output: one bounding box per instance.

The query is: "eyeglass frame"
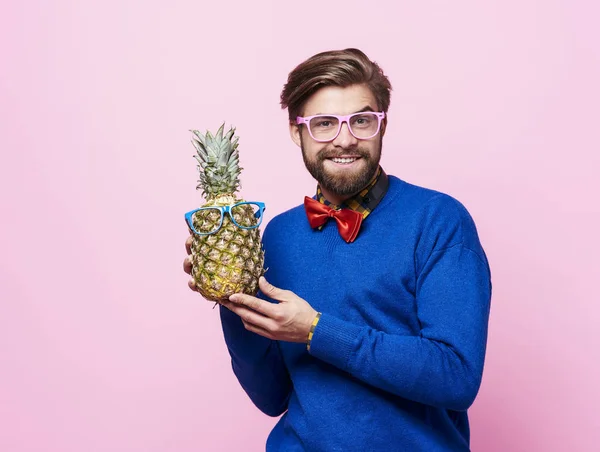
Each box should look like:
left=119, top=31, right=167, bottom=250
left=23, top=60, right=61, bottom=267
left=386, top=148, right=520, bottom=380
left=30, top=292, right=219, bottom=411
left=296, top=111, right=386, bottom=143
left=185, top=201, right=266, bottom=236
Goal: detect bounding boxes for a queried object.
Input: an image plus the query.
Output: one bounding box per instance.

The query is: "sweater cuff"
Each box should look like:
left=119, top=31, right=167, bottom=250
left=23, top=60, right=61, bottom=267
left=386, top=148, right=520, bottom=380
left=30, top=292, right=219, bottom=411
left=308, top=313, right=362, bottom=372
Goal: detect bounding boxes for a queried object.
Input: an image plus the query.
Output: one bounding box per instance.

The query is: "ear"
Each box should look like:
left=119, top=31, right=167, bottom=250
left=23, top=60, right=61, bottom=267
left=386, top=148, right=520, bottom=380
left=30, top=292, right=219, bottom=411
left=380, top=116, right=387, bottom=138
left=289, top=122, right=302, bottom=148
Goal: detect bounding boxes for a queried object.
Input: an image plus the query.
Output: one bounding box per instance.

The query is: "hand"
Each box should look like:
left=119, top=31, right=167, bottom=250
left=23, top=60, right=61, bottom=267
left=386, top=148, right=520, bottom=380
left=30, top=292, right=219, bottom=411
left=223, top=277, right=319, bottom=343
left=183, top=234, right=199, bottom=293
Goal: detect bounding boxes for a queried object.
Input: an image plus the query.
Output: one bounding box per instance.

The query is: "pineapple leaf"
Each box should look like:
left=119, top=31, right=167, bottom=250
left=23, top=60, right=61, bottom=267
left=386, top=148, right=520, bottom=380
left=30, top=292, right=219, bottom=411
left=190, top=129, right=205, bottom=142
left=191, top=139, right=208, bottom=161
left=190, top=124, right=242, bottom=197
left=224, top=126, right=236, bottom=142
left=216, top=123, right=225, bottom=141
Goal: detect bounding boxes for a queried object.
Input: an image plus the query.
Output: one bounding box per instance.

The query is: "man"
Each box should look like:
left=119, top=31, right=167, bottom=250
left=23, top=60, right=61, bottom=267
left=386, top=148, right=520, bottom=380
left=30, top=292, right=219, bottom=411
left=184, top=48, right=491, bottom=451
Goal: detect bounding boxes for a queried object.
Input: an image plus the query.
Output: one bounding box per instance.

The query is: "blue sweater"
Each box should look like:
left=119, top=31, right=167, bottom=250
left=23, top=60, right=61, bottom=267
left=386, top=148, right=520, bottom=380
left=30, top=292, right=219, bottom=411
left=219, top=175, right=492, bottom=451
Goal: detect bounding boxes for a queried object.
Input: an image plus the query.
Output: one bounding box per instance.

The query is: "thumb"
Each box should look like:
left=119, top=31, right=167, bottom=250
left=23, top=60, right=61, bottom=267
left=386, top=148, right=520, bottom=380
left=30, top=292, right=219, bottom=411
left=259, top=276, right=286, bottom=301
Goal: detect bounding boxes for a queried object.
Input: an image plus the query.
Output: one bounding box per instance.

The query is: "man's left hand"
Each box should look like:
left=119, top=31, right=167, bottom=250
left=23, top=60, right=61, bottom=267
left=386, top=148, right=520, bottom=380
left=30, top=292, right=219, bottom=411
left=223, top=277, right=319, bottom=343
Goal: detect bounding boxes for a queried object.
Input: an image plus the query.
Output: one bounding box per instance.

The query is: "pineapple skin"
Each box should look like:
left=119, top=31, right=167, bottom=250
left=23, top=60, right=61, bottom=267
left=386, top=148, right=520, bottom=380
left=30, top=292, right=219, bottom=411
left=190, top=195, right=265, bottom=303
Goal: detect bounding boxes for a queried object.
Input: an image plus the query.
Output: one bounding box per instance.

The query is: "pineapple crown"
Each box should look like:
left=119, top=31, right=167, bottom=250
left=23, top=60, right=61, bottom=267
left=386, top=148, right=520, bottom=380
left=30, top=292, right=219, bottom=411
left=190, top=123, right=242, bottom=199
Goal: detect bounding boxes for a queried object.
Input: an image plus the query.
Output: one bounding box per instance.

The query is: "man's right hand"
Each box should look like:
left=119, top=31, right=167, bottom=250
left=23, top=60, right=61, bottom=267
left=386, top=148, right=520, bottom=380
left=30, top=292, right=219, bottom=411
left=184, top=235, right=198, bottom=293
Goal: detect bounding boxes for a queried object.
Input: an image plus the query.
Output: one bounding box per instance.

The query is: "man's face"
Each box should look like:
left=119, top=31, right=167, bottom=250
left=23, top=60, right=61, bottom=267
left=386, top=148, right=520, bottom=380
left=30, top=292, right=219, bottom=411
left=290, top=84, right=385, bottom=201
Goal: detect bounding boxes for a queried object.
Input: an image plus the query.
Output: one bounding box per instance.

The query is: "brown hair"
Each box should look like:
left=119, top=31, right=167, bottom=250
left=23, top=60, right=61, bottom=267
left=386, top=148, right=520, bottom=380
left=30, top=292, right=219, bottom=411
left=280, top=48, right=392, bottom=121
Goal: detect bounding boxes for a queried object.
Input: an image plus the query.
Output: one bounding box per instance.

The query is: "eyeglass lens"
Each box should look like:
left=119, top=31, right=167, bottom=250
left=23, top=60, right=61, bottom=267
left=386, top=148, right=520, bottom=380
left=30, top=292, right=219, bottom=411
left=191, top=208, right=222, bottom=235
left=308, top=113, right=380, bottom=140
left=230, top=203, right=261, bottom=228
left=190, top=203, right=262, bottom=235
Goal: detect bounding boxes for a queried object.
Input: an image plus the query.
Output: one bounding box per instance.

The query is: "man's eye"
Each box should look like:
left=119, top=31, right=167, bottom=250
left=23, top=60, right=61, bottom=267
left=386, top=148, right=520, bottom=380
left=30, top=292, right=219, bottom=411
left=311, top=116, right=337, bottom=129
left=352, top=115, right=373, bottom=127
left=313, top=119, right=336, bottom=128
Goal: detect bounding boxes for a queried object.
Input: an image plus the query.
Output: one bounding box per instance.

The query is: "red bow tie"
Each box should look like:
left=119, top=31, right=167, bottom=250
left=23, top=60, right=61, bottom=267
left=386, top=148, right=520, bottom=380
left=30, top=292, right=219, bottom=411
left=304, top=196, right=363, bottom=243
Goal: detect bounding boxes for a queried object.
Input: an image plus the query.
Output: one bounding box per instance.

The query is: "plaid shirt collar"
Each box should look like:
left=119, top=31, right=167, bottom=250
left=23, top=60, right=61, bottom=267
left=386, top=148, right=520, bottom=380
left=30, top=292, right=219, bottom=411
left=315, top=166, right=389, bottom=221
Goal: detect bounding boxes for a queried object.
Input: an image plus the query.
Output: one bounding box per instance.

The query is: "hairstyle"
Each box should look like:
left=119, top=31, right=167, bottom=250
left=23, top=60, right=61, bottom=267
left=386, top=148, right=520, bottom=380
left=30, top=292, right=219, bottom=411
left=280, top=48, right=392, bottom=122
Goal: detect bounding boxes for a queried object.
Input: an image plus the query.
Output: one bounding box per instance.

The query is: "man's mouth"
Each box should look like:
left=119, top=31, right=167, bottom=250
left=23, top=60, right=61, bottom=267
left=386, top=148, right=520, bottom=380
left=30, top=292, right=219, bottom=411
left=327, top=156, right=361, bottom=164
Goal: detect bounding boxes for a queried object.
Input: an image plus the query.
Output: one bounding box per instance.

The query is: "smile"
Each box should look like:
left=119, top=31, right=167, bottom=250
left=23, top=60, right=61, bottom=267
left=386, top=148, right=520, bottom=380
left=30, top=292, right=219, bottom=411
left=328, top=157, right=360, bottom=164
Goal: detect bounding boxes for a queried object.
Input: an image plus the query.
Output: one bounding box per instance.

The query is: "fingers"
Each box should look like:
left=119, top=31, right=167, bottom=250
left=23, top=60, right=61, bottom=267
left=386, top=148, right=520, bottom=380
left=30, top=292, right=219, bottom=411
left=184, top=236, right=194, bottom=289
left=185, top=235, right=193, bottom=255
left=225, top=300, right=275, bottom=334
left=229, top=292, right=278, bottom=318
left=258, top=276, right=286, bottom=301
left=240, top=318, right=275, bottom=340
left=188, top=279, right=198, bottom=292
left=183, top=255, right=193, bottom=274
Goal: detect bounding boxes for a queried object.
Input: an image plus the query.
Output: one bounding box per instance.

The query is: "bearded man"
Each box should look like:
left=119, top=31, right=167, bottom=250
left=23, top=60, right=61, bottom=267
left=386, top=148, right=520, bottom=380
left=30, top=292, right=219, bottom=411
left=184, top=48, right=492, bottom=451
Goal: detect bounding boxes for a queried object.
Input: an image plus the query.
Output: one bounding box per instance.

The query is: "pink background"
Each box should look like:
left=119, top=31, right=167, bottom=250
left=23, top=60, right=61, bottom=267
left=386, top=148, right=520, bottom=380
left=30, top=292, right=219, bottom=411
left=1, top=1, right=599, bottom=451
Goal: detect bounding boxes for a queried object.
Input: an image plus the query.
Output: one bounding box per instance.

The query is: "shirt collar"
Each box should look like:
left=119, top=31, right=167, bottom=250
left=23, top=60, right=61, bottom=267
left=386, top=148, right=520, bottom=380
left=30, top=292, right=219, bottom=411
left=315, top=166, right=389, bottom=219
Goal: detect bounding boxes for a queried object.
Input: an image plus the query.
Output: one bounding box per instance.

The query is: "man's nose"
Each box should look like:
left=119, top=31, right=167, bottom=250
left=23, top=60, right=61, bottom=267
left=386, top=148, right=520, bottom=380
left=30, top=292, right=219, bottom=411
left=332, top=121, right=358, bottom=148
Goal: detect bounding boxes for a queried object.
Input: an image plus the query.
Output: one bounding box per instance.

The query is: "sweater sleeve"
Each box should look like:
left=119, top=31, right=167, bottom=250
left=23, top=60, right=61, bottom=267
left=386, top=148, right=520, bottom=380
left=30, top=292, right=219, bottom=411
left=219, top=303, right=292, bottom=417
left=308, top=197, right=492, bottom=411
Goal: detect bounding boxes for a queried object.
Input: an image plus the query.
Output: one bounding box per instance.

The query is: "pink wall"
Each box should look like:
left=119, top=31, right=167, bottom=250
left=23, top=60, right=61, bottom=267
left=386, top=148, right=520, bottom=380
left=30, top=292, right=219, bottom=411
left=1, top=1, right=598, bottom=450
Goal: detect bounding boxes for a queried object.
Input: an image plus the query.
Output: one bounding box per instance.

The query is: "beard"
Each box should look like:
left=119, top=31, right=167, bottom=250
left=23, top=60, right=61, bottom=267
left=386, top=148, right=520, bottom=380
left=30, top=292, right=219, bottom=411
left=301, top=136, right=382, bottom=197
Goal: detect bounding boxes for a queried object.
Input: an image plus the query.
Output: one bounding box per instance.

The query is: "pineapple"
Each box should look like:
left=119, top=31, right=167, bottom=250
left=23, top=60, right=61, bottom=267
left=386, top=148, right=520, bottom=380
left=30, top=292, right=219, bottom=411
left=188, top=124, right=265, bottom=303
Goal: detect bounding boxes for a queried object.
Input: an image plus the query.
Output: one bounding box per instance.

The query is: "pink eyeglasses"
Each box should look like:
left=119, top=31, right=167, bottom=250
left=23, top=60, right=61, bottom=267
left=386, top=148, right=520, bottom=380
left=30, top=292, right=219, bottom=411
left=296, top=111, right=385, bottom=142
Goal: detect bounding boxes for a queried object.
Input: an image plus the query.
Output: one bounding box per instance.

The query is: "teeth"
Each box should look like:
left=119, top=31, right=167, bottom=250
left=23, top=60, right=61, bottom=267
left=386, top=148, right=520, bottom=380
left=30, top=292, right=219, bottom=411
left=331, top=157, right=357, bottom=164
